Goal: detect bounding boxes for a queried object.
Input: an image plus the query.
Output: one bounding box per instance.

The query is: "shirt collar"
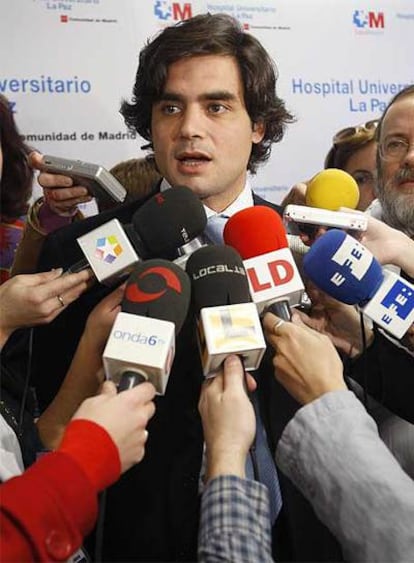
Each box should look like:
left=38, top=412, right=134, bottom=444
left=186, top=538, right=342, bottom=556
left=159, top=178, right=253, bottom=219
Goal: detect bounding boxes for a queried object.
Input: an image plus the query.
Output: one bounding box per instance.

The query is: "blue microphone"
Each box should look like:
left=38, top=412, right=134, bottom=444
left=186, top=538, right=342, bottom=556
left=303, top=229, right=383, bottom=305
left=303, top=229, right=414, bottom=339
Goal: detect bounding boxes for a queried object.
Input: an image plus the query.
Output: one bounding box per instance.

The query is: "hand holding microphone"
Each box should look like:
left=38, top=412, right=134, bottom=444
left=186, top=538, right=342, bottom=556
left=0, top=268, right=92, bottom=348
left=71, top=380, right=156, bottom=473
left=283, top=169, right=364, bottom=245
left=339, top=209, right=414, bottom=277
left=263, top=311, right=347, bottom=405
left=29, top=151, right=93, bottom=216
left=198, top=355, right=257, bottom=481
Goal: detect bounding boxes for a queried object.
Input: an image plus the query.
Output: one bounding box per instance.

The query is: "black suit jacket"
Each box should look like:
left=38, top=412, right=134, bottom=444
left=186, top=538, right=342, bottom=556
left=2, top=189, right=343, bottom=561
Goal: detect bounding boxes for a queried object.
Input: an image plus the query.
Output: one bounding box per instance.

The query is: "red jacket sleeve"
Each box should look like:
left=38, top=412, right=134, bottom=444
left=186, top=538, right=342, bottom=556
left=0, top=419, right=121, bottom=562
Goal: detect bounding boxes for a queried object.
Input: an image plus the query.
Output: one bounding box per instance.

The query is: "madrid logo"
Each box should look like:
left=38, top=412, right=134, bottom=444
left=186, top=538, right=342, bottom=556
left=154, top=0, right=192, bottom=22
left=353, top=10, right=385, bottom=29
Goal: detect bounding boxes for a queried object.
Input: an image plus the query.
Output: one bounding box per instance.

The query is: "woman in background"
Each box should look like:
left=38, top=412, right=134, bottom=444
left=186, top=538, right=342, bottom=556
left=324, top=119, right=379, bottom=211
left=0, top=94, right=34, bottom=283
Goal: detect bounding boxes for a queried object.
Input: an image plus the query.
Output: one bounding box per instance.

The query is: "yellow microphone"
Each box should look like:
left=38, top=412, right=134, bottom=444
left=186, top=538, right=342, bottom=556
left=305, top=168, right=360, bottom=210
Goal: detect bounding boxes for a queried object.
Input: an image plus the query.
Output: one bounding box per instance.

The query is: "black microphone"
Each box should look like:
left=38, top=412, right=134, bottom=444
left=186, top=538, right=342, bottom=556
left=66, top=186, right=207, bottom=284
left=185, top=245, right=266, bottom=376
left=103, top=259, right=191, bottom=394
left=131, top=186, right=207, bottom=262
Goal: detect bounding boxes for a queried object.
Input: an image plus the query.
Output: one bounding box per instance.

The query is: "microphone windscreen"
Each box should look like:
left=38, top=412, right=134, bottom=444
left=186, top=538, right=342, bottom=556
left=303, top=229, right=383, bottom=305
left=223, top=206, right=288, bottom=259
left=131, top=186, right=207, bottom=257
left=122, top=259, right=191, bottom=334
left=186, top=245, right=251, bottom=312
left=306, top=169, right=360, bottom=211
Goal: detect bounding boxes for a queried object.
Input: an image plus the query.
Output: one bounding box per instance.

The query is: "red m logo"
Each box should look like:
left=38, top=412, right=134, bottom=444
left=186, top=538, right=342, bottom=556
left=172, top=2, right=192, bottom=21
left=368, top=11, right=384, bottom=28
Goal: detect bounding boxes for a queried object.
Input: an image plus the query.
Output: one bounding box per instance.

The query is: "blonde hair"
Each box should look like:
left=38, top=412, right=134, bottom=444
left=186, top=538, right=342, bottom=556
left=109, top=157, right=161, bottom=203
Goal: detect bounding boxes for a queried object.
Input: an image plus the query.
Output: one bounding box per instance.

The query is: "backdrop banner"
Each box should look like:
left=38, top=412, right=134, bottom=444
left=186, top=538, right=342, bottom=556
left=1, top=0, right=413, bottom=210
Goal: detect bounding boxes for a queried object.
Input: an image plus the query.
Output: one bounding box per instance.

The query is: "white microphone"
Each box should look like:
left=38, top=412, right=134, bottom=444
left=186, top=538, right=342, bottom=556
left=103, top=259, right=191, bottom=394
left=185, top=245, right=266, bottom=377
left=75, top=218, right=140, bottom=286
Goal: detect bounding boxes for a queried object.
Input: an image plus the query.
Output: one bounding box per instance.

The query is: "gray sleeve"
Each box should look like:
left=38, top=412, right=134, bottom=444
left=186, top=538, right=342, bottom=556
left=275, top=390, right=414, bottom=562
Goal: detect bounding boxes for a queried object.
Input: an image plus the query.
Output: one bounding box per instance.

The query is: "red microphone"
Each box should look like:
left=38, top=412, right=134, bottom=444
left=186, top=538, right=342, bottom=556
left=223, top=206, right=305, bottom=320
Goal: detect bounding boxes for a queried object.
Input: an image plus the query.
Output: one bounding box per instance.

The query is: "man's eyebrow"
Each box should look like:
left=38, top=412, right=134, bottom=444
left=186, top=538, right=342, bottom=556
left=156, top=90, right=238, bottom=102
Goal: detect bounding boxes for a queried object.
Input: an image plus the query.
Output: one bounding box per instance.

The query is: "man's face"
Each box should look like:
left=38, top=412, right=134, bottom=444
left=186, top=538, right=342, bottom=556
left=377, top=95, right=414, bottom=237
left=150, top=55, right=264, bottom=212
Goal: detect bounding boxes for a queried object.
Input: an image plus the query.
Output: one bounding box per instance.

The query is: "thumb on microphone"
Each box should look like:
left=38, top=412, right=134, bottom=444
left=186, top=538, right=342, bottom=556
left=100, top=380, right=117, bottom=397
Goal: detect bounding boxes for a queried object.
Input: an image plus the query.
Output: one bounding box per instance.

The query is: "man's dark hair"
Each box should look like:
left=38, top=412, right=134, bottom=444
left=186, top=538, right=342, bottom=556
left=0, top=94, right=33, bottom=218
left=120, top=13, right=294, bottom=174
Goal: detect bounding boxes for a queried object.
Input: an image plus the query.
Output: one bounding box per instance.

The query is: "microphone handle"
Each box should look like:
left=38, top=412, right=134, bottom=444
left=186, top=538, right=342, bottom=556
left=264, top=299, right=292, bottom=321
left=118, top=370, right=147, bottom=392
left=64, top=258, right=91, bottom=275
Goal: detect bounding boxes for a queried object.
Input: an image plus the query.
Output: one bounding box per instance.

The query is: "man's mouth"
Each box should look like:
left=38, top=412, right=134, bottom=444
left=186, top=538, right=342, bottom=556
left=397, top=169, right=414, bottom=187
left=176, top=152, right=212, bottom=166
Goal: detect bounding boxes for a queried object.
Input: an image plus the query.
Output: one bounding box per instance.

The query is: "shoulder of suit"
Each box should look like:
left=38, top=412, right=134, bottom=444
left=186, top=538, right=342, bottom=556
left=252, top=192, right=283, bottom=217
left=47, top=197, right=149, bottom=241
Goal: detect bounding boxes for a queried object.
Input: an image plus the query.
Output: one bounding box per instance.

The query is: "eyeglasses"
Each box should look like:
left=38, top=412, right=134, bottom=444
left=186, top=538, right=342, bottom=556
left=379, top=136, right=414, bottom=162
left=333, top=119, right=379, bottom=145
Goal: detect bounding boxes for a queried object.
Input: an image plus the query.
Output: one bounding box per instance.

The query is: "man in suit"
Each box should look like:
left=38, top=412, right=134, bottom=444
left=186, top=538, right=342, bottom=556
left=3, top=13, right=342, bottom=561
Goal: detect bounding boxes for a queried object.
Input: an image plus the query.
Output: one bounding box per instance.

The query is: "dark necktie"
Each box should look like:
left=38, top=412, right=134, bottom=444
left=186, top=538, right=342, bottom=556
left=203, top=211, right=283, bottom=525
left=246, top=391, right=283, bottom=525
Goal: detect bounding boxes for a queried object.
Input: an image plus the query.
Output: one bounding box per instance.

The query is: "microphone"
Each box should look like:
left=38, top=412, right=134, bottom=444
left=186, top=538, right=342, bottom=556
left=131, top=186, right=207, bottom=263
left=223, top=206, right=305, bottom=320
left=185, top=245, right=266, bottom=376
left=103, top=259, right=191, bottom=393
left=283, top=169, right=365, bottom=246
left=69, top=218, right=142, bottom=285
left=66, top=186, right=207, bottom=284
left=306, top=168, right=360, bottom=210
left=303, top=229, right=414, bottom=339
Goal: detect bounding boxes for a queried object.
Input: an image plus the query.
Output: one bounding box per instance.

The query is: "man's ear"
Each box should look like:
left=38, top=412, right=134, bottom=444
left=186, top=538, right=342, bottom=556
left=252, top=121, right=265, bottom=144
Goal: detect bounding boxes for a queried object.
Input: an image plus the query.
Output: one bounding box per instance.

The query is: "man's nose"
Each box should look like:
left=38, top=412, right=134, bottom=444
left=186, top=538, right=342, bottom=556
left=403, top=140, right=414, bottom=166
left=178, top=107, right=205, bottom=139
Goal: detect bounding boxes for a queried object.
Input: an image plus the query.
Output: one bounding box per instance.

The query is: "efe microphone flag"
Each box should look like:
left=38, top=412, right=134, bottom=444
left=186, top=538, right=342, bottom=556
left=303, top=229, right=414, bottom=339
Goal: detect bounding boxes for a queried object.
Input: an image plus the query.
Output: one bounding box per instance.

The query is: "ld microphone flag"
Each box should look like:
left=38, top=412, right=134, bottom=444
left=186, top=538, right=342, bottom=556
left=223, top=206, right=305, bottom=316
